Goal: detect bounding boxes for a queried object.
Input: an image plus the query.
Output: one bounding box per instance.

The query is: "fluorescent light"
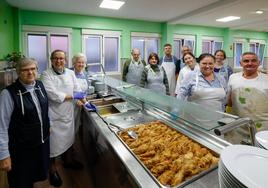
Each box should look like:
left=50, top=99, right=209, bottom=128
left=216, top=16, right=240, bottom=22
left=99, top=0, right=125, bottom=10
left=255, top=10, right=263, bottom=14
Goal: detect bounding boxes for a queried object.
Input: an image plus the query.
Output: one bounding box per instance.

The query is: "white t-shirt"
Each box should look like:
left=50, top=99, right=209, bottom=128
left=228, top=72, right=268, bottom=130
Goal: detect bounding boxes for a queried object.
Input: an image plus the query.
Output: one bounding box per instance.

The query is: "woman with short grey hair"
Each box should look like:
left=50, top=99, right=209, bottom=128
left=72, top=53, right=87, bottom=67
left=71, top=53, right=90, bottom=134
left=16, top=57, right=38, bottom=74
left=0, top=57, right=50, bottom=188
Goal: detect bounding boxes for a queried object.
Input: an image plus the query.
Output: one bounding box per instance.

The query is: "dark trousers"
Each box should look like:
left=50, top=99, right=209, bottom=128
left=7, top=140, right=49, bottom=188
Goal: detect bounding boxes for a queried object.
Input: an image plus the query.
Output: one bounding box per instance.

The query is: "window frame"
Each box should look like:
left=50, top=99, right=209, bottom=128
left=82, top=29, right=121, bottom=75
left=131, top=32, right=161, bottom=62
left=22, top=25, right=72, bottom=69
left=233, top=38, right=246, bottom=69
left=173, top=34, right=195, bottom=59
left=249, top=39, right=266, bottom=67
left=201, top=36, right=224, bottom=54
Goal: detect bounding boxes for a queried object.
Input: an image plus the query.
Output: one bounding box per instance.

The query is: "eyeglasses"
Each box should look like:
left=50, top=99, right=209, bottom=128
left=21, top=67, right=37, bottom=73
left=52, top=57, right=65, bottom=61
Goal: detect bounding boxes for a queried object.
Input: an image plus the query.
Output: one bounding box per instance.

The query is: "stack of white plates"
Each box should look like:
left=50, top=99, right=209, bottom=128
left=219, top=145, right=268, bottom=188
left=255, top=131, right=268, bottom=149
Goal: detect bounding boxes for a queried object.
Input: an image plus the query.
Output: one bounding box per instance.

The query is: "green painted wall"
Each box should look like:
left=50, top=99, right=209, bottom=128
left=1, top=6, right=267, bottom=60
left=19, top=10, right=162, bottom=58
left=0, top=0, right=16, bottom=59
left=171, top=24, right=228, bottom=56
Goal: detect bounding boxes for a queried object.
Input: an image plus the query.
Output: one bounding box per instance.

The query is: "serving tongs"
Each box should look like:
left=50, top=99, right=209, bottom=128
left=109, top=122, right=138, bottom=139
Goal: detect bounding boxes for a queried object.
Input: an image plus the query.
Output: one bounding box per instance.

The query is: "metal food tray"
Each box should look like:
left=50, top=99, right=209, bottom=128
left=104, top=110, right=156, bottom=129
left=112, top=102, right=139, bottom=113
left=113, top=119, right=219, bottom=188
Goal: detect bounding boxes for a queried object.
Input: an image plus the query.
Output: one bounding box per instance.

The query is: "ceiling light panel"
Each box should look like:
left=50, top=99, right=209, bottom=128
left=216, top=16, right=240, bottom=22
left=255, top=10, right=264, bottom=14
left=99, top=0, right=125, bottom=10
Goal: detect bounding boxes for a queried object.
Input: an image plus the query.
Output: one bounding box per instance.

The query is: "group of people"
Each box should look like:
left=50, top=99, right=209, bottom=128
left=123, top=45, right=268, bottom=130
left=1, top=44, right=268, bottom=188
left=0, top=50, right=91, bottom=188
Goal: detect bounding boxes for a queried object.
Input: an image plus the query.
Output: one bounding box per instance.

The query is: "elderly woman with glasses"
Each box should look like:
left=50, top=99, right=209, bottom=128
left=71, top=53, right=91, bottom=133
left=0, top=58, right=50, bottom=188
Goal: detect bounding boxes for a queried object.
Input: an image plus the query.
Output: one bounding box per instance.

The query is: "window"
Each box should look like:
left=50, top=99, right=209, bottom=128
left=173, top=35, right=195, bottom=59
left=22, top=26, right=72, bottom=74
left=249, top=40, right=266, bottom=67
left=233, top=39, right=245, bottom=68
left=201, top=37, right=223, bottom=54
left=131, top=32, right=160, bottom=62
left=82, top=29, right=120, bottom=74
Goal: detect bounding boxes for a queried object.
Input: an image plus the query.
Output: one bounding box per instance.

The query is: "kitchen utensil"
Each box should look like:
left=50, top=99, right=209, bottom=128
left=88, top=86, right=95, bottom=94
left=109, top=123, right=138, bottom=139
left=94, top=81, right=106, bottom=92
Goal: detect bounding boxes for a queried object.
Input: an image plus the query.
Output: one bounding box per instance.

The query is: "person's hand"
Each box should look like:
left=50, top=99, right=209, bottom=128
left=76, top=100, right=84, bottom=107
left=73, top=91, right=86, bottom=99
left=84, top=102, right=97, bottom=112
left=64, top=94, right=73, bottom=101
left=0, top=157, right=11, bottom=171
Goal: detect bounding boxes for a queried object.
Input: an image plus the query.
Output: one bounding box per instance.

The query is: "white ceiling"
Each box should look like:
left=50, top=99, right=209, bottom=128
left=6, top=0, right=268, bottom=32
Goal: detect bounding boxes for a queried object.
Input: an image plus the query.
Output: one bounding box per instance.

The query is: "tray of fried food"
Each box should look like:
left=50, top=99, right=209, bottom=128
left=118, top=120, right=219, bottom=187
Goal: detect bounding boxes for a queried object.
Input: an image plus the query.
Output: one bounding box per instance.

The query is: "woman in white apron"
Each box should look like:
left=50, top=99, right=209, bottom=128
left=214, top=50, right=233, bottom=83
left=175, top=52, right=199, bottom=96
left=71, top=53, right=90, bottom=133
left=178, top=53, right=227, bottom=112
left=140, top=52, right=170, bottom=95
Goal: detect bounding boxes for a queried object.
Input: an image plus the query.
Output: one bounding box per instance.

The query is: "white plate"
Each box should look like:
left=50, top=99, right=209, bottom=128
left=220, top=162, right=245, bottom=187
left=221, top=145, right=268, bottom=188
left=255, top=131, right=268, bottom=149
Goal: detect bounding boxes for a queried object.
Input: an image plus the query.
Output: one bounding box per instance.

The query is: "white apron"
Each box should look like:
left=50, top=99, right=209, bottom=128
left=231, top=88, right=268, bottom=131
left=74, top=76, right=88, bottom=133
left=188, top=73, right=226, bottom=112
left=42, top=68, right=79, bottom=157
left=162, top=56, right=176, bottom=96
left=146, top=66, right=166, bottom=94
left=126, top=60, right=144, bottom=86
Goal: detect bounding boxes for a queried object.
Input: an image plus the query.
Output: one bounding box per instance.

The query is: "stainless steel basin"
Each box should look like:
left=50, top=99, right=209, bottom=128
left=97, top=105, right=121, bottom=116
left=90, top=98, right=125, bottom=107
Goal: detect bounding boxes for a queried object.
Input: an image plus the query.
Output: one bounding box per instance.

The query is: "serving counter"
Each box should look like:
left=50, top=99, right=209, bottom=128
left=81, top=75, right=254, bottom=188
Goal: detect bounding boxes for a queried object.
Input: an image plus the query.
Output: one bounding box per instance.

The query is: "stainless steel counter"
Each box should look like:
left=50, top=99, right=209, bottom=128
left=82, top=107, right=228, bottom=188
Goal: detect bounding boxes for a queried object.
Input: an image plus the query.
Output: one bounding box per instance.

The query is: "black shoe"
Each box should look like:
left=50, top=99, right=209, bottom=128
left=63, top=160, right=84, bottom=170
left=49, top=171, right=62, bottom=187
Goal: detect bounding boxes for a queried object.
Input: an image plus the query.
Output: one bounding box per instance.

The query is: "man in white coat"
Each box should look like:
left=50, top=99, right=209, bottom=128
left=41, top=50, right=85, bottom=187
